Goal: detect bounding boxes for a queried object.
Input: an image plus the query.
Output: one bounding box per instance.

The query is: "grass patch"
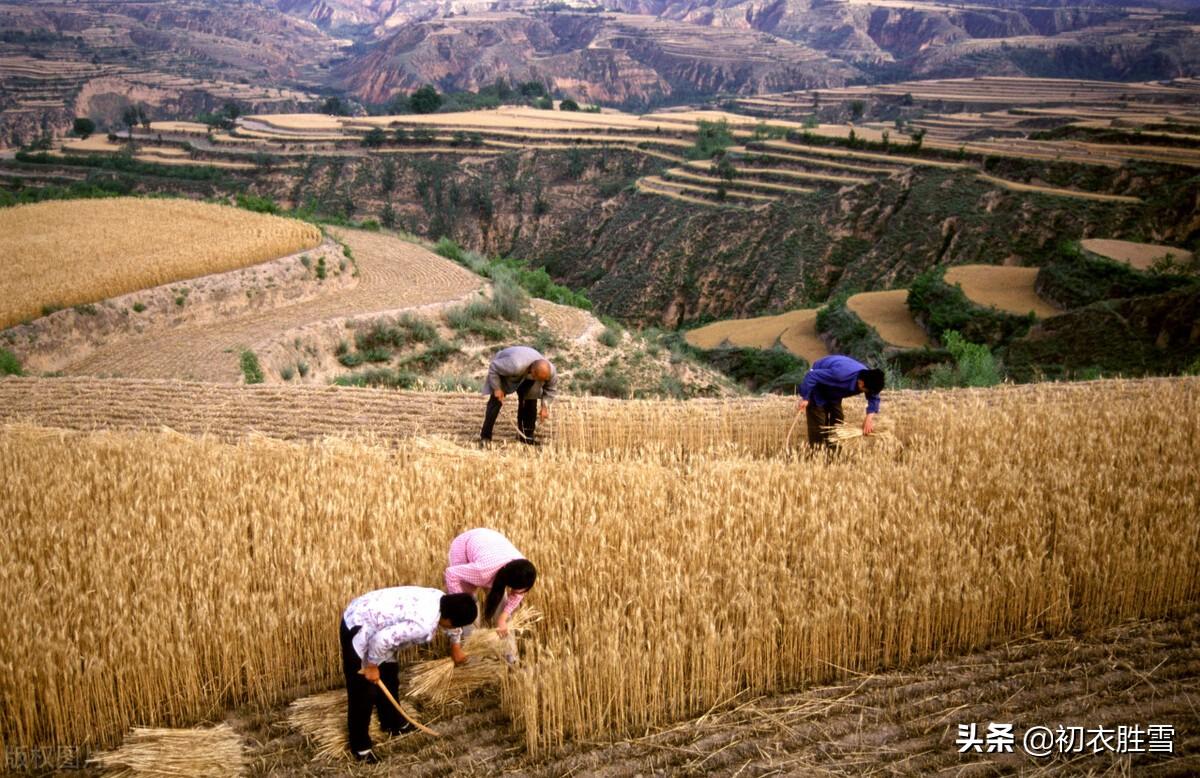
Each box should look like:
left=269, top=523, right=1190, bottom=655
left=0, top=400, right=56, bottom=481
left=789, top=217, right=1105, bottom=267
left=0, top=348, right=23, bottom=376
left=240, top=350, right=264, bottom=385
left=333, top=367, right=418, bottom=389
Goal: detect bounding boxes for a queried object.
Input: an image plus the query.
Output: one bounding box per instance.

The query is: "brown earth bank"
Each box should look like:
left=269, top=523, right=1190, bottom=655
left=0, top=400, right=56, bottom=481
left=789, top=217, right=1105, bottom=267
left=38, top=606, right=1200, bottom=776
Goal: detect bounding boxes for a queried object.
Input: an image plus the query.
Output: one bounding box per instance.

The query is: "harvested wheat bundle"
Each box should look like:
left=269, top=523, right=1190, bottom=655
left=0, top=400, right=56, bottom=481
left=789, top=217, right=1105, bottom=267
left=287, top=690, right=391, bottom=761
left=820, top=423, right=895, bottom=446
left=89, top=724, right=247, bottom=777
left=407, top=608, right=542, bottom=706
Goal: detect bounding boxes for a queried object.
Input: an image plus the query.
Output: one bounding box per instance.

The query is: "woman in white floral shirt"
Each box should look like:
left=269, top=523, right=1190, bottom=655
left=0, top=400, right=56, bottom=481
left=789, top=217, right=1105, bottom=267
left=340, top=586, right=476, bottom=762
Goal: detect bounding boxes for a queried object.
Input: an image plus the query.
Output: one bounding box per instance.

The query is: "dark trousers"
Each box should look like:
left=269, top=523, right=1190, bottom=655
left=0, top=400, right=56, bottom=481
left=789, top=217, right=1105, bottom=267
left=340, top=620, right=408, bottom=753
left=480, top=378, right=539, bottom=442
left=806, top=400, right=844, bottom=447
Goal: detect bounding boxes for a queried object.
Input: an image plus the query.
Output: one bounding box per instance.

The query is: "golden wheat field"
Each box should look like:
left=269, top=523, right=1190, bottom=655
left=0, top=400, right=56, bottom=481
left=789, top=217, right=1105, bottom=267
left=944, top=265, right=1061, bottom=318
left=0, top=376, right=1197, bottom=770
left=0, top=198, right=323, bottom=329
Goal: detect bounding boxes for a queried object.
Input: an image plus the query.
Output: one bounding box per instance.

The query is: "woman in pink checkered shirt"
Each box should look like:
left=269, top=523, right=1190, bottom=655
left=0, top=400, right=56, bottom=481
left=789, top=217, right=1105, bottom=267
left=444, top=527, right=537, bottom=664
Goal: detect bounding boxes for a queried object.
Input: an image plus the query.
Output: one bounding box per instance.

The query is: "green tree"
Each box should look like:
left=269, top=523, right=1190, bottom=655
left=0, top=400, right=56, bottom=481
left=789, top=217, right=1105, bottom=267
left=410, top=85, right=443, bottom=114
left=559, top=98, right=580, bottom=111
left=849, top=100, right=865, bottom=121
left=72, top=117, right=95, bottom=138
left=362, top=128, right=387, bottom=147
left=535, top=96, right=553, bottom=110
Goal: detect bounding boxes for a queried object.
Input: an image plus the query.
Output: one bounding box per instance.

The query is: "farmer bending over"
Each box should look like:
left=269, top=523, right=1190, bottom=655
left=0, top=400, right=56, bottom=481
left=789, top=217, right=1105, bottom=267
left=340, top=586, right=476, bottom=762
left=444, top=527, right=537, bottom=663
left=480, top=345, right=557, bottom=445
left=796, top=355, right=885, bottom=447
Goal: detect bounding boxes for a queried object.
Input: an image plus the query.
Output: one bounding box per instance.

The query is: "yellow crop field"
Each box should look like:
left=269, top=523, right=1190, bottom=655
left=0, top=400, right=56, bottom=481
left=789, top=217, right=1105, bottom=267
left=1080, top=238, right=1194, bottom=270
left=846, top=290, right=931, bottom=348
left=686, top=309, right=821, bottom=352
left=944, top=265, right=1060, bottom=318
left=0, top=377, right=1197, bottom=765
left=0, top=198, right=322, bottom=329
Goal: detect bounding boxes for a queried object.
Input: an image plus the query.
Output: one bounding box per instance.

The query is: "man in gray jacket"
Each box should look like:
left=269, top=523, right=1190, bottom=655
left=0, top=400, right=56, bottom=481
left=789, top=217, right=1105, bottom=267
left=480, top=345, right=557, bottom=444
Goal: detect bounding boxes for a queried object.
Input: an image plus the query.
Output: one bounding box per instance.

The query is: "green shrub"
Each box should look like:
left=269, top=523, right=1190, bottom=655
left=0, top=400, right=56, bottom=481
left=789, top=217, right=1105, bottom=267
left=815, top=296, right=887, bottom=365
left=41, top=304, right=62, bottom=317
left=235, top=193, right=279, bottom=214
left=0, top=348, right=23, bottom=376
left=1038, top=242, right=1194, bottom=308
left=942, top=330, right=1002, bottom=387
left=400, top=340, right=460, bottom=371
left=73, top=303, right=98, bottom=316
left=580, top=367, right=630, bottom=398
left=907, top=266, right=1035, bottom=347
left=132, top=302, right=146, bottom=313
left=240, top=350, right=264, bottom=384
left=598, top=327, right=621, bottom=348
left=334, top=368, right=418, bottom=389
left=445, top=300, right=510, bottom=340
left=280, top=366, right=295, bottom=381
left=686, top=120, right=734, bottom=160
left=431, top=374, right=477, bottom=391
left=297, top=361, right=310, bottom=378
left=316, top=257, right=327, bottom=280
left=695, top=346, right=809, bottom=393
left=487, top=267, right=528, bottom=323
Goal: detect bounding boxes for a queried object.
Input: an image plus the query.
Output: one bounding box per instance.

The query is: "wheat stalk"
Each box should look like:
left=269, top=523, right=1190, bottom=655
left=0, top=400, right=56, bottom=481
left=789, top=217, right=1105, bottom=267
left=406, top=608, right=542, bottom=706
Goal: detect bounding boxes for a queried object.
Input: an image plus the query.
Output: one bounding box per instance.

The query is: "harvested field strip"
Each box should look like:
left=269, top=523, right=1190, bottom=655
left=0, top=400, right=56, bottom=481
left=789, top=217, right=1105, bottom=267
left=977, top=174, right=1141, bottom=203
left=374, top=147, right=504, bottom=156
left=531, top=299, right=599, bottom=342
left=760, top=140, right=968, bottom=169
left=738, top=147, right=896, bottom=174
left=273, top=609, right=1200, bottom=775
left=0, top=378, right=1196, bottom=760
left=0, top=198, right=322, bottom=330
left=778, top=309, right=829, bottom=363
left=685, top=308, right=826, bottom=362
left=944, top=265, right=1060, bottom=318
left=663, top=169, right=815, bottom=195
left=1080, top=238, right=1194, bottom=270
left=635, top=178, right=730, bottom=208
left=685, top=159, right=872, bottom=185
left=60, top=228, right=484, bottom=382
left=846, top=289, right=931, bottom=348
left=132, top=154, right=258, bottom=169
left=639, top=175, right=778, bottom=202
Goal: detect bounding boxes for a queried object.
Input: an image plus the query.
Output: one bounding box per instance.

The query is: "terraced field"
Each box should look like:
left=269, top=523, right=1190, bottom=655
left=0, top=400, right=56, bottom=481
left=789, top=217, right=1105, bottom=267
left=1080, top=239, right=1194, bottom=270
left=686, top=308, right=827, bottom=362
left=847, top=290, right=931, bottom=349
left=736, top=77, right=1200, bottom=170
left=63, top=228, right=483, bottom=382
left=944, top=265, right=1060, bottom=318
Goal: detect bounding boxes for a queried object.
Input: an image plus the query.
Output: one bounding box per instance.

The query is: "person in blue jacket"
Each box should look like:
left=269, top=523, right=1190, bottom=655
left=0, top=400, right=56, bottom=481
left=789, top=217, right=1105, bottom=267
left=796, top=355, right=885, bottom=446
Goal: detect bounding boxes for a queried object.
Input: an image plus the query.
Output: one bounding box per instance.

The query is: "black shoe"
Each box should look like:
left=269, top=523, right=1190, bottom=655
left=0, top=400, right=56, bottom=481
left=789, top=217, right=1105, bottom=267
left=385, top=719, right=415, bottom=737
left=352, top=748, right=379, bottom=764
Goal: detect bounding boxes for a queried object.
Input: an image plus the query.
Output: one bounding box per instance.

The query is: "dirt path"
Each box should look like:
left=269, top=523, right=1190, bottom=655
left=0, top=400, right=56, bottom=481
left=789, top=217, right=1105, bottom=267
left=232, top=608, right=1199, bottom=776
left=64, top=229, right=483, bottom=382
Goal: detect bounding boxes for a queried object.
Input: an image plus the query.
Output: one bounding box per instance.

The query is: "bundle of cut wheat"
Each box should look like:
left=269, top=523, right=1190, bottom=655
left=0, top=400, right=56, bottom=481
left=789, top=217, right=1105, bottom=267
left=287, top=690, right=386, bottom=761
left=89, top=724, right=247, bottom=777
left=406, top=608, right=542, bottom=706
left=819, top=423, right=895, bottom=446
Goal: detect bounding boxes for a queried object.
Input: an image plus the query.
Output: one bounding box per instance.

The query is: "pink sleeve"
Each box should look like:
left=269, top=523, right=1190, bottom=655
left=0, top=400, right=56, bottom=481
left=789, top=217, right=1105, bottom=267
left=503, top=589, right=525, bottom=615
